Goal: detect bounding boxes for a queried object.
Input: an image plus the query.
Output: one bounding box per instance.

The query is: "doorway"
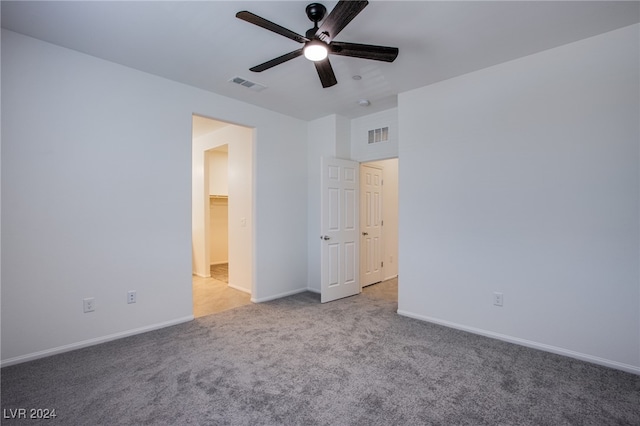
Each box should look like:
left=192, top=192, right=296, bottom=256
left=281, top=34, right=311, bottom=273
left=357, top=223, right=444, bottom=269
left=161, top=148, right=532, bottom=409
left=360, top=158, right=399, bottom=297
left=191, top=115, right=254, bottom=317
left=319, top=156, right=399, bottom=303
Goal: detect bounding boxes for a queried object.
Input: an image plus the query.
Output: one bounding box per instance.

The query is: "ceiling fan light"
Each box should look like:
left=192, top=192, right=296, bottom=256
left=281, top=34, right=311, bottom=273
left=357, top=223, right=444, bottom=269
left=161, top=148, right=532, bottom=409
left=304, top=41, right=328, bottom=61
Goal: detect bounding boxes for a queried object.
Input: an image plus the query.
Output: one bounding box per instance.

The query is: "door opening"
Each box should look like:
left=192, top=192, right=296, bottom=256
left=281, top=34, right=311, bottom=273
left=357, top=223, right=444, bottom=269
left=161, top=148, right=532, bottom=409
left=360, top=158, right=399, bottom=290
left=320, top=157, right=360, bottom=303
left=319, top=156, right=399, bottom=303
left=360, top=163, right=384, bottom=287
left=191, top=115, right=254, bottom=317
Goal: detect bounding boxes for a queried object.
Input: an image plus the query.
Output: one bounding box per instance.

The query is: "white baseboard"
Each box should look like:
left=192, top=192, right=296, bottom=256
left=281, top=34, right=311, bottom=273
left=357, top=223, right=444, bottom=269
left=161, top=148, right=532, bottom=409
left=210, top=261, right=228, bottom=266
left=1, top=316, right=194, bottom=367
left=397, top=309, right=640, bottom=376
left=307, top=287, right=320, bottom=294
left=192, top=272, right=210, bottom=278
left=251, top=287, right=308, bottom=303
left=228, top=282, right=251, bottom=295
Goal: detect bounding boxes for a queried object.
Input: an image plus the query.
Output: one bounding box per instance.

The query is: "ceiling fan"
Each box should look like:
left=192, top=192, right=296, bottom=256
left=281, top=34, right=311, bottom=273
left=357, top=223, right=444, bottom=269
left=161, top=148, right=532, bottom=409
left=236, top=1, right=399, bottom=88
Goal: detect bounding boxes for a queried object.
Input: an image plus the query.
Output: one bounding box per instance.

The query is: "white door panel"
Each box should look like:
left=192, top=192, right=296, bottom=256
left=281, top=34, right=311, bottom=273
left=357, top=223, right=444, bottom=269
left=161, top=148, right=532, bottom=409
left=360, top=164, right=383, bottom=287
left=321, top=157, right=360, bottom=303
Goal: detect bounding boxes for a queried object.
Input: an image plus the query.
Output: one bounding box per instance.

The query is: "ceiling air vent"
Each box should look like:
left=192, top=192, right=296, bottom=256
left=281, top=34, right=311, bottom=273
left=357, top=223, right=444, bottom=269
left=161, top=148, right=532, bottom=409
left=368, top=127, right=389, bottom=144
left=229, top=76, right=266, bottom=92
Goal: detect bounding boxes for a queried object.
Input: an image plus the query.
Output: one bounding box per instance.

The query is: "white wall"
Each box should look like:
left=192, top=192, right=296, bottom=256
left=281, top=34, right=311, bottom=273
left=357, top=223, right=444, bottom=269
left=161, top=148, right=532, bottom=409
left=398, top=24, right=640, bottom=373
left=351, top=108, right=398, bottom=162
left=365, top=159, right=399, bottom=281
left=209, top=198, right=228, bottom=265
left=192, top=132, right=221, bottom=277
left=306, top=115, right=351, bottom=292
left=335, top=115, right=351, bottom=160
left=228, top=130, right=253, bottom=294
left=1, top=30, right=307, bottom=365
left=207, top=150, right=229, bottom=266
left=208, top=150, right=228, bottom=196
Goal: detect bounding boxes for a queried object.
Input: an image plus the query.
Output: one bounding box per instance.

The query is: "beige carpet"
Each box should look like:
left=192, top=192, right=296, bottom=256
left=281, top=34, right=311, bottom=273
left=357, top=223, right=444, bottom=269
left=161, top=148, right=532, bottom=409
left=193, top=263, right=251, bottom=317
left=363, top=277, right=398, bottom=303
left=210, top=263, right=228, bottom=283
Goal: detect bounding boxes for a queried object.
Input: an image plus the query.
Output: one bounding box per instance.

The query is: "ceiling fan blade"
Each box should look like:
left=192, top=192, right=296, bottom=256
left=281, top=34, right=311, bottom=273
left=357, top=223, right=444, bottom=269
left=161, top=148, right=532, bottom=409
left=330, top=42, right=399, bottom=62
left=316, top=1, right=369, bottom=43
left=314, top=58, right=338, bottom=88
left=250, top=49, right=304, bottom=72
left=236, top=11, right=309, bottom=44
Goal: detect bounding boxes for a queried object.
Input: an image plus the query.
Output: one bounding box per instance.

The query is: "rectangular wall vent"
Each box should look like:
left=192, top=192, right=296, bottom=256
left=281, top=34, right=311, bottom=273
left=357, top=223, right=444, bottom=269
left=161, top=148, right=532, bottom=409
left=229, top=76, right=267, bottom=92
left=368, top=126, right=389, bottom=144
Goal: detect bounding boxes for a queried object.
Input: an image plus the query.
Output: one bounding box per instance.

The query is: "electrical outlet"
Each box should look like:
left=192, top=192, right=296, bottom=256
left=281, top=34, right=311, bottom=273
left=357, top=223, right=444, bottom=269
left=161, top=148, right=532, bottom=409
left=493, top=292, right=504, bottom=307
left=83, top=297, right=95, bottom=313
left=127, top=290, right=136, bottom=304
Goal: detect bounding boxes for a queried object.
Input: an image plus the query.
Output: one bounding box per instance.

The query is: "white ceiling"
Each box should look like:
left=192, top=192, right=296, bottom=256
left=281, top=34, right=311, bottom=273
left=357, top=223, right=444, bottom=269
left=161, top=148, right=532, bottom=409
left=2, top=1, right=638, bottom=121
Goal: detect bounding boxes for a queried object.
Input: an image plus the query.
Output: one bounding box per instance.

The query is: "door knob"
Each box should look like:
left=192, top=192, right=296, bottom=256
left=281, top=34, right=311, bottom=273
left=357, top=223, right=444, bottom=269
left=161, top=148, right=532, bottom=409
left=323, top=236, right=331, bottom=240
left=362, top=232, right=368, bottom=236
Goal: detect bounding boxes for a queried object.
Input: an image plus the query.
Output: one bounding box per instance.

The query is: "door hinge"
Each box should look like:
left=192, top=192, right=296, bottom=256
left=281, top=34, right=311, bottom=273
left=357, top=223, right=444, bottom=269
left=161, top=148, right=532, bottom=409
left=381, top=220, right=384, bottom=226
left=381, top=261, right=384, bottom=267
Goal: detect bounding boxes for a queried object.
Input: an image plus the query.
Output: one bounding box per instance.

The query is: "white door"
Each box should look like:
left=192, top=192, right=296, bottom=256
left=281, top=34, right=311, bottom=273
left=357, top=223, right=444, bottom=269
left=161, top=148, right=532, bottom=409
left=360, top=164, right=383, bottom=287
left=321, top=157, right=360, bottom=303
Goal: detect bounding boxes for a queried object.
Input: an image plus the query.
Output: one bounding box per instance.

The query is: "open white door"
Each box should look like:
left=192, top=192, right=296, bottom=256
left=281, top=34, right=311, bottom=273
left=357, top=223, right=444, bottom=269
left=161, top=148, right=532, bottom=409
left=360, top=164, right=383, bottom=287
left=321, top=157, right=360, bottom=303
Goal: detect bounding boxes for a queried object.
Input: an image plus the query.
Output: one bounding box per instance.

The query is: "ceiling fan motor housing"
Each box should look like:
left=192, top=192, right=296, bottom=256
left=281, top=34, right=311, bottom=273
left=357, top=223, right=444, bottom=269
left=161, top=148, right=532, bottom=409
left=306, top=3, right=327, bottom=24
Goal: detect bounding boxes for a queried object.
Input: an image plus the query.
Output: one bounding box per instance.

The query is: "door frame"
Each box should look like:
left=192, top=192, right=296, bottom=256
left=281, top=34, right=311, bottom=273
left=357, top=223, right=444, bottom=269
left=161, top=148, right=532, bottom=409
left=191, top=115, right=255, bottom=299
left=359, top=158, right=399, bottom=287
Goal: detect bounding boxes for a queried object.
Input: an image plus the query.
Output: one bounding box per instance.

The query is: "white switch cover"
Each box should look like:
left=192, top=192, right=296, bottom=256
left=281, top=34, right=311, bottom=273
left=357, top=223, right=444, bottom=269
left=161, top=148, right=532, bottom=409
left=83, top=297, right=95, bottom=313
left=493, top=292, right=504, bottom=307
